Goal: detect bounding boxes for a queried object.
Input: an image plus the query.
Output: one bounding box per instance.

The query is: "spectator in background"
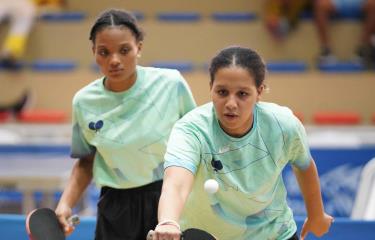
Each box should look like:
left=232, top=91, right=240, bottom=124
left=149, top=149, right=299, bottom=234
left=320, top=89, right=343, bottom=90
left=315, top=0, right=375, bottom=66
left=0, top=0, right=37, bottom=70
left=0, top=0, right=66, bottom=117
left=0, top=0, right=66, bottom=70
left=0, top=0, right=36, bottom=117
left=264, top=0, right=311, bottom=41
left=34, top=0, right=66, bottom=12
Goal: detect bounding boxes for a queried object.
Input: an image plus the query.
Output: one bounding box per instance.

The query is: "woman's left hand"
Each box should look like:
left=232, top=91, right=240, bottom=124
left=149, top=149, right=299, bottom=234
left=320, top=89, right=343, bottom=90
left=300, top=212, right=334, bottom=240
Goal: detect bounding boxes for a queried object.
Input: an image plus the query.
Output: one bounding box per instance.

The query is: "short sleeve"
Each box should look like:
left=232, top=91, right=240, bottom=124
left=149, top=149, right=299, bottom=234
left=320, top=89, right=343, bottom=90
left=176, top=73, right=196, bottom=117
left=70, top=102, right=96, bottom=159
left=288, top=116, right=312, bottom=170
left=164, top=121, right=201, bottom=174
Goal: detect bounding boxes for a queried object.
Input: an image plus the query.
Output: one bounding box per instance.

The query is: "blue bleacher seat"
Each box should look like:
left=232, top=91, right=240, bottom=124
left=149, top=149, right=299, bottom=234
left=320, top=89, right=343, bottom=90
left=211, top=12, right=257, bottom=22
left=266, top=61, right=308, bottom=73
left=157, top=12, right=201, bottom=22
left=33, top=191, right=62, bottom=205
left=39, top=11, right=86, bottom=22
left=317, top=62, right=365, bottom=72
left=299, top=11, right=314, bottom=20
left=131, top=11, right=145, bottom=21
left=0, top=189, right=22, bottom=214
left=300, top=9, right=362, bottom=21
left=0, top=189, right=22, bottom=202
left=0, top=61, right=25, bottom=71
left=0, top=144, right=70, bottom=154
left=91, top=63, right=100, bottom=72
left=335, top=8, right=362, bottom=20
left=151, top=61, right=194, bottom=72
left=30, top=60, right=77, bottom=72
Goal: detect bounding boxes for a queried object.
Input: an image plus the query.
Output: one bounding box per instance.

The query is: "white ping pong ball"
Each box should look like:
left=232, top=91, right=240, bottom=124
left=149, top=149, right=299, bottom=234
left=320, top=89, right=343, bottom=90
left=204, top=179, right=219, bottom=194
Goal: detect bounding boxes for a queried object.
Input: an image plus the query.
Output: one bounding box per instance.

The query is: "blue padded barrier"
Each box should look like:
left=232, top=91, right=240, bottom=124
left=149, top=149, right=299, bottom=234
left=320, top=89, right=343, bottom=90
left=151, top=61, right=194, bottom=72
left=157, top=12, right=201, bottom=22
left=0, top=215, right=374, bottom=240
left=267, top=61, right=308, bottom=73
left=30, top=60, right=77, bottom=72
left=1, top=145, right=374, bottom=218
left=0, top=214, right=95, bottom=239
left=39, top=11, right=86, bottom=22
left=284, top=147, right=375, bottom=218
left=211, top=12, right=257, bottom=22
left=317, top=62, right=365, bottom=72
left=0, top=215, right=26, bottom=239
left=295, top=217, right=375, bottom=240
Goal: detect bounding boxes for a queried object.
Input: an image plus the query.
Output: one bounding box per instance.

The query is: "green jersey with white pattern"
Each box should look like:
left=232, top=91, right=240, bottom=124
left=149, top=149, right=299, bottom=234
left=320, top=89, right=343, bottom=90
left=165, top=102, right=311, bottom=240
left=71, top=66, right=196, bottom=189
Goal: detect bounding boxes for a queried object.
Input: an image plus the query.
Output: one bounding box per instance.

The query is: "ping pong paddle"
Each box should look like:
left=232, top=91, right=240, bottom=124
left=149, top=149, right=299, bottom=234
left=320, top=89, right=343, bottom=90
left=147, top=228, right=217, bottom=240
left=25, top=208, right=80, bottom=240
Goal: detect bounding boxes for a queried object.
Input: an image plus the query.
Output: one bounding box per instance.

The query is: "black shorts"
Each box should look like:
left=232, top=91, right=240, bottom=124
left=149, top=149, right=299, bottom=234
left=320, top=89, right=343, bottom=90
left=95, top=180, right=162, bottom=240
left=288, top=232, right=299, bottom=240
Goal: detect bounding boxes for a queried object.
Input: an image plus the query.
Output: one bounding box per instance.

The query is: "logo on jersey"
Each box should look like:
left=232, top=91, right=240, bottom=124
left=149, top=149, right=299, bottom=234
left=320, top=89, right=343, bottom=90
left=211, top=158, right=223, bottom=172
left=88, top=120, right=103, bottom=132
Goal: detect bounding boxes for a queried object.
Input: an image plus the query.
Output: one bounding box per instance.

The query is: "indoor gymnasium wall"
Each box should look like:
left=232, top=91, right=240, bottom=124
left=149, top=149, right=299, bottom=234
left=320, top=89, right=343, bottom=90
left=0, top=0, right=373, bottom=124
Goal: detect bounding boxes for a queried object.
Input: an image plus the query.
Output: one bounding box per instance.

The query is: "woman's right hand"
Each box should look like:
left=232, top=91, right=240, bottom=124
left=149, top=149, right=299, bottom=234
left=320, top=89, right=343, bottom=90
left=150, top=224, right=181, bottom=240
left=55, top=203, right=75, bottom=236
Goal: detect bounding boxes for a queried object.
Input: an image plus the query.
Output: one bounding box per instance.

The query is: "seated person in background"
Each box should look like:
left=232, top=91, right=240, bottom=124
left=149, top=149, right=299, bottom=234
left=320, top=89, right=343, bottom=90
left=314, top=0, right=375, bottom=66
left=0, top=0, right=66, bottom=70
left=0, top=0, right=37, bottom=69
left=33, top=0, right=66, bottom=12
left=264, top=0, right=311, bottom=41
left=0, top=0, right=65, bottom=117
left=0, top=91, right=29, bottom=117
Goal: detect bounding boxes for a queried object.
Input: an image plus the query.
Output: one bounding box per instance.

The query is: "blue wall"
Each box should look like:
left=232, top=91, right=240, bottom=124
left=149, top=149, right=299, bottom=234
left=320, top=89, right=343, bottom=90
left=2, top=146, right=375, bottom=218
left=284, top=147, right=375, bottom=217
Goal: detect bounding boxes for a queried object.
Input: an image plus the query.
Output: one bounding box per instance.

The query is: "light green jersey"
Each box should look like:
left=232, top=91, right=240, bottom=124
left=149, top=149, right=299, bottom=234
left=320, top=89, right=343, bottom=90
left=71, top=66, right=196, bottom=189
left=164, top=102, right=311, bottom=239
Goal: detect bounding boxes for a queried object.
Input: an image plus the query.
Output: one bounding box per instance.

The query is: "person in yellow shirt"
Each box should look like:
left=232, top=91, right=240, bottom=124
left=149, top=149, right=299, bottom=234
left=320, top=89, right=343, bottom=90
left=0, top=0, right=37, bottom=69
left=0, top=0, right=65, bottom=69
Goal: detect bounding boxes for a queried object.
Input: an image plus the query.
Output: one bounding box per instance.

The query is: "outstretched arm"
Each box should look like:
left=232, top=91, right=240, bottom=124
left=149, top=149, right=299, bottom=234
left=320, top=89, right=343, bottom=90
left=153, top=166, right=194, bottom=240
left=293, top=159, right=333, bottom=240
